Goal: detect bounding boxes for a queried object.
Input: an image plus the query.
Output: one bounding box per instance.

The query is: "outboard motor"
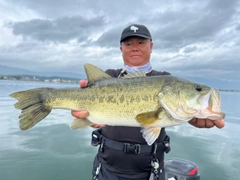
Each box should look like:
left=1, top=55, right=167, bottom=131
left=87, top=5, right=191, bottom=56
left=165, top=158, right=200, bottom=180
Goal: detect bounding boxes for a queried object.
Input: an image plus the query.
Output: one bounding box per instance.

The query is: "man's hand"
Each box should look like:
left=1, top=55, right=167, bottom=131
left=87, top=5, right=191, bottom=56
left=71, top=80, right=105, bottom=128
left=79, top=79, right=88, bottom=88
left=188, top=118, right=225, bottom=129
left=71, top=110, right=89, bottom=118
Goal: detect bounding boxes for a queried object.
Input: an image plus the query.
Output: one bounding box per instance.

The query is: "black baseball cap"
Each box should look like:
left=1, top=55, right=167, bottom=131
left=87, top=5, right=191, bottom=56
left=120, top=24, right=152, bottom=42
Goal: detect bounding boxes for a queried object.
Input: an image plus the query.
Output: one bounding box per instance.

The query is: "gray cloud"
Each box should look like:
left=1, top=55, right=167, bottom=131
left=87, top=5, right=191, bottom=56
left=94, top=26, right=124, bottom=48
left=10, top=15, right=106, bottom=43
left=150, top=0, right=238, bottom=51
left=183, top=46, right=198, bottom=54
left=8, top=0, right=147, bottom=20
left=236, top=24, right=240, bottom=31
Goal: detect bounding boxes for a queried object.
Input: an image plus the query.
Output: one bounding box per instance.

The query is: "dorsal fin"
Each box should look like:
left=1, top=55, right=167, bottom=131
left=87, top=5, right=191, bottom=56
left=121, top=70, right=146, bottom=79
left=84, top=64, right=112, bottom=83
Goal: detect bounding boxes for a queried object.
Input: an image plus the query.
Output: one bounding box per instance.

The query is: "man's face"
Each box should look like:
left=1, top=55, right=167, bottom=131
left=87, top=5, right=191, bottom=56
left=120, top=37, right=153, bottom=67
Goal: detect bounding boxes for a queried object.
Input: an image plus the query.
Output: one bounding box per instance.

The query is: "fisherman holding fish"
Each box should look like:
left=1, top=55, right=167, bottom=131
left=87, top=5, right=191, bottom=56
left=11, top=24, right=225, bottom=180
left=71, top=24, right=225, bottom=180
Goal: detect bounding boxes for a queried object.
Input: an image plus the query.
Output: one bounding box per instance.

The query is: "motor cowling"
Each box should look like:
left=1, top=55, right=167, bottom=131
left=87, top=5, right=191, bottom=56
left=165, top=158, right=200, bottom=180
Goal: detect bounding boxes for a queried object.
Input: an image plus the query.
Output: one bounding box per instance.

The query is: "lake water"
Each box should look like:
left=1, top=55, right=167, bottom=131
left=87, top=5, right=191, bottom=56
left=0, top=80, right=239, bottom=180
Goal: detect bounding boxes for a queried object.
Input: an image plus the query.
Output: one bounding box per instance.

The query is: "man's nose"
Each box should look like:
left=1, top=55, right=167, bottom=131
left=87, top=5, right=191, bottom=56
left=131, top=44, right=139, bottom=51
left=132, top=48, right=139, bottom=51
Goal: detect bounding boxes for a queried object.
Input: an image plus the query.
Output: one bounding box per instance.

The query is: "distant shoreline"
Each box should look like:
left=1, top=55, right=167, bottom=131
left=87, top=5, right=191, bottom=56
left=219, top=89, right=240, bottom=92
left=1, top=76, right=239, bottom=92
left=0, top=75, right=80, bottom=84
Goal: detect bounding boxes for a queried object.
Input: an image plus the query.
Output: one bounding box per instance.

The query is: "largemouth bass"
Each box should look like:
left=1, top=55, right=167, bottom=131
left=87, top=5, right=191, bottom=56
left=10, top=64, right=225, bottom=145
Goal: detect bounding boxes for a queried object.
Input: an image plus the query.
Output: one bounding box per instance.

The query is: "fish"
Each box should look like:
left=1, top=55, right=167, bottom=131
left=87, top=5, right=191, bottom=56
left=10, top=63, right=225, bottom=145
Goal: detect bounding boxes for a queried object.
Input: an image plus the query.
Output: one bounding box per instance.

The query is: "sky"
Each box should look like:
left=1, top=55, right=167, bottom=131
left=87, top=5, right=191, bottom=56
left=0, top=0, right=240, bottom=85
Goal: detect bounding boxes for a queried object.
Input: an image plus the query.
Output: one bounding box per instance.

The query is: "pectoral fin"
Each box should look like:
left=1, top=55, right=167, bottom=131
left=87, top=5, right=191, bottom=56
left=141, top=126, right=161, bottom=146
left=70, top=118, right=94, bottom=129
left=136, top=109, right=163, bottom=126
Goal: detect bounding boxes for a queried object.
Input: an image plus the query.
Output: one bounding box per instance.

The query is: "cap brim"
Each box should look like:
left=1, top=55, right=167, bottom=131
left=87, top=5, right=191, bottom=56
left=120, top=34, right=151, bottom=42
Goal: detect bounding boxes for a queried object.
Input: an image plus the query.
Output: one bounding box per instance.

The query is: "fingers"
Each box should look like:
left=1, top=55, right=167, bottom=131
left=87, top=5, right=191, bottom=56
left=205, top=119, right=215, bottom=128
left=188, top=118, right=225, bottom=129
left=71, top=110, right=89, bottom=118
left=80, top=80, right=88, bottom=88
left=91, top=124, right=106, bottom=128
left=71, top=110, right=106, bottom=128
left=188, top=118, right=207, bottom=128
left=213, top=119, right=225, bottom=129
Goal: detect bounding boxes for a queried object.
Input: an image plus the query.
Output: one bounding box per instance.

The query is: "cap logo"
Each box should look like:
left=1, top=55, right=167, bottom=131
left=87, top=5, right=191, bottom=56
left=130, top=25, right=138, bottom=32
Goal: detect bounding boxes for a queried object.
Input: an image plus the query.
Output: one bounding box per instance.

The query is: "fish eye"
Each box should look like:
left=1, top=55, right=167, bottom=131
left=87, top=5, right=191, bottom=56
left=195, top=84, right=202, bottom=91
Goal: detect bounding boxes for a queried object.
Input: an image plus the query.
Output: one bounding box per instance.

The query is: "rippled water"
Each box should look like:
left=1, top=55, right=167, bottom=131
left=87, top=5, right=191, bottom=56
left=0, top=80, right=239, bottom=180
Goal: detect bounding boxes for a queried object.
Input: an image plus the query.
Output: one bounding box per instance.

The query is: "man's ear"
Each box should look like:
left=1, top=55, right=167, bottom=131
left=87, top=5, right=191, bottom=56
left=150, top=42, right=153, bottom=53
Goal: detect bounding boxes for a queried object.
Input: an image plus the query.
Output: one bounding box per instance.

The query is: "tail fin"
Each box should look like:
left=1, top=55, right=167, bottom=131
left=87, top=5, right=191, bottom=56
left=10, top=88, right=52, bottom=130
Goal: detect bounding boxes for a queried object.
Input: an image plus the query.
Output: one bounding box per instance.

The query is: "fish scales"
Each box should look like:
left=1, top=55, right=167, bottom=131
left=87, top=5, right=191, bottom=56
left=42, top=76, right=165, bottom=126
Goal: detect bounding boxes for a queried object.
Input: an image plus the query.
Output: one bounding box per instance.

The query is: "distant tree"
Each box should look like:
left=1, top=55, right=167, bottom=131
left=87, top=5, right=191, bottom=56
left=14, top=75, right=21, bottom=80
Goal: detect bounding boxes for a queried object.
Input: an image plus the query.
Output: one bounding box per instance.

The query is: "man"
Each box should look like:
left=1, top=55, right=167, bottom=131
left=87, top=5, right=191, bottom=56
left=72, top=24, right=225, bottom=180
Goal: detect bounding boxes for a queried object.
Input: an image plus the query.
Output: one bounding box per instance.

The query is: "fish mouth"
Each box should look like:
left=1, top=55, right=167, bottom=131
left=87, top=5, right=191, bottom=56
left=201, top=88, right=225, bottom=119
left=193, top=88, right=225, bottom=120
